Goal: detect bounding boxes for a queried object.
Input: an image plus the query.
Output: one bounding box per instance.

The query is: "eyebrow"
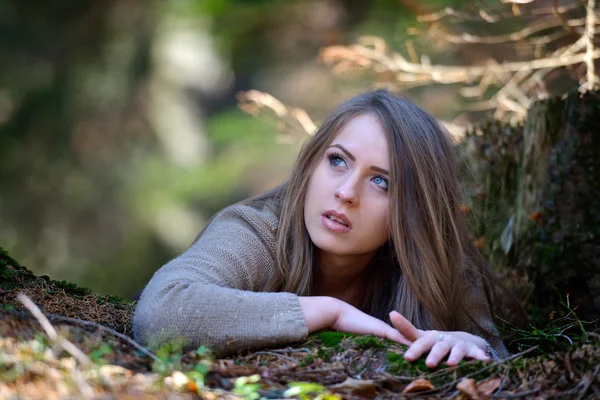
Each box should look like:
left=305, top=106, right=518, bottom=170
left=329, top=144, right=389, bottom=175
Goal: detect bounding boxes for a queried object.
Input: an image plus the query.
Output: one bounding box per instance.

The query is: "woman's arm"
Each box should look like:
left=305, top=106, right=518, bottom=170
left=134, top=203, right=410, bottom=356
left=133, top=204, right=308, bottom=356
left=299, top=297, right=411, bottom=345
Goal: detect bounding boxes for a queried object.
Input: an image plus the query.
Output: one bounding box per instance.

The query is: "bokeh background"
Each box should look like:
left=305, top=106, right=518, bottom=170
left=0, top=0, right=583, bottom=298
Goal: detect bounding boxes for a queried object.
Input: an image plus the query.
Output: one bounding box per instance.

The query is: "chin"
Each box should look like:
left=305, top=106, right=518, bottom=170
left=310, top=233, right=354, bottom=256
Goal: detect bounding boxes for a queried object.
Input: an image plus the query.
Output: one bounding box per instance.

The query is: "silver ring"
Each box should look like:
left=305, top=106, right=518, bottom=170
left=436, top=334, right=444, bottom=341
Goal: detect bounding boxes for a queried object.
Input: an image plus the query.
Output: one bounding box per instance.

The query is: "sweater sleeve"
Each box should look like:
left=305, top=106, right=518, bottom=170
left=132, top=203, right=308, bottom=356
left=460, top=281, right=510, bottom=359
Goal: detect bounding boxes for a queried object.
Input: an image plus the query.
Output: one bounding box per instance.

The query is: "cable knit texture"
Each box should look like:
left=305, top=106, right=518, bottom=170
left=133, top=196, right=508, bottom=357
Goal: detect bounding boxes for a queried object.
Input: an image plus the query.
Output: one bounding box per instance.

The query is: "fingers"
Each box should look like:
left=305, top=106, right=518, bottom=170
left=446, top=341, right=468, bottom=366
left=389, top=311, right=421, bottom=342
left=404, top=334, right=448, bottom=366
left=404, top=333, right=491, bottom=368
left=466, top=344, right=490, bottom=362
left=380, top=325, right=412, bottom=346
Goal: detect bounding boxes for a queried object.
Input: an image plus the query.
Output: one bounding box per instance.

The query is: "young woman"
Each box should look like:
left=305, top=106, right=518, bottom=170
left=134, top=90, right=513, bottom=367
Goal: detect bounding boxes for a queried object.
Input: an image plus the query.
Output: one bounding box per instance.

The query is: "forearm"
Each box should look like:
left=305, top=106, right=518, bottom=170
left=299, top=296, right=341, bottom=333
left=134, top=279, right=308, bottom=356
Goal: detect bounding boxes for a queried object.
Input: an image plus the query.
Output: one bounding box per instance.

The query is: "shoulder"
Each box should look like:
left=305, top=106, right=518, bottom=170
left=215, top=195, right=280, bottom=233
left=193, top=192, right=281, bottom=251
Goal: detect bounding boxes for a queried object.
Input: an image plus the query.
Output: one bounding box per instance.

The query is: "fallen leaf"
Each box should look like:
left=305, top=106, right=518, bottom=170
left=330, top=378, right=377, bottom=399
left=528, top=211, right=542, bottom=223
left=477, top=377, right=501, bottom=395
left=402, top=378, right=434, bottom=394
left=457, top=378, right=480, bottom=400
left=474, top=237, right=486, bottom=249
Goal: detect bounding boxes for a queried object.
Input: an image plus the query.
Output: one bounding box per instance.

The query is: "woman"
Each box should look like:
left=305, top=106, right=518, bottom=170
left=134, top=89, right=513, bottom=367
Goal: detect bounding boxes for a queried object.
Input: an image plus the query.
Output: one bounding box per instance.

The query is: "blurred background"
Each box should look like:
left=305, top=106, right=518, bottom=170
left=0, top=0, right=588, bottom=297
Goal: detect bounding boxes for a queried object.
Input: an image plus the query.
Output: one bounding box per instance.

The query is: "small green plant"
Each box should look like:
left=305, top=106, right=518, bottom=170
left=233, top=374, right=263, bottom=400
left=151, top=339, right=185, bottom=376
left=89, top=343, right=113, bottom=365
left=298, top=354, right=314, bottom=367
left=506, top=293, right=594, bottom=352
left=283, top=382, right=340, bottom=400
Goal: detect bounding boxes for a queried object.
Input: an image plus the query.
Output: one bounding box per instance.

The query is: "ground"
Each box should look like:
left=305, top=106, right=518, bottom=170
left=1, top=248, right=598, bottom=399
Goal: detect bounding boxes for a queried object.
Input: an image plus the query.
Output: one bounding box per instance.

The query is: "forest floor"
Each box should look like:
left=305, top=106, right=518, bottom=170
left=1, top=248, right=598, bottom=399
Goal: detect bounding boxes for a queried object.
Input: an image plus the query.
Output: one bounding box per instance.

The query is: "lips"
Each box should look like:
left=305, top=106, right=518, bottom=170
left=321, top=210, right=352, bottom=230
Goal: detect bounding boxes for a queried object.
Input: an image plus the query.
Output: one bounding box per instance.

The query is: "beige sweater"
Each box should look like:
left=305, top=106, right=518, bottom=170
left=133, top=197, right=508, bottom=357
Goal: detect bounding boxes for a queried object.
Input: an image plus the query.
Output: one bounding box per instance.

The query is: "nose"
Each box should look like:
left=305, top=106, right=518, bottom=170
left=334, top=177, right=359, bottom=206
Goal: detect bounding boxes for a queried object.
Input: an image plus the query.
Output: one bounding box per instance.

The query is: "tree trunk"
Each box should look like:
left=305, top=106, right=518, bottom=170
left=460, top=90, right=600, bottom=324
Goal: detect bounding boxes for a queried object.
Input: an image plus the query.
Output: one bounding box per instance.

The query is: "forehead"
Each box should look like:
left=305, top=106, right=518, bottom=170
left=331, top=114, right=389, bottom=162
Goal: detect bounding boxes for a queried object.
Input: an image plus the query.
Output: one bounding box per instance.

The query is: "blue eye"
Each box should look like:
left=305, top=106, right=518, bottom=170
left=327, top=153, right=347, bottom=168
left=372, top=176, right=388, bottom=190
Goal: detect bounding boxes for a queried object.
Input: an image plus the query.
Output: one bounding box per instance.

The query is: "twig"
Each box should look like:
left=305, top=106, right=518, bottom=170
left=17, top=293, right=90, bottom=366
left=270, top=347, right=312, bottom=354
left=247, top=351, right=298, bottom=364
left=497, top=366, right=511, bottom=393
left=584, top=0, right=599, bottom=89
left=45, top=313, right=161, bottom=364
left=428, top=17, right=585, bottom=45
left=554, top=0, right=579, bottom=34
left=489, top=387, right=541, bottom=398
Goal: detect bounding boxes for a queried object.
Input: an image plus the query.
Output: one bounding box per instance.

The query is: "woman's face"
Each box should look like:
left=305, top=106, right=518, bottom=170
left=304, top=114, right=390, bottom=258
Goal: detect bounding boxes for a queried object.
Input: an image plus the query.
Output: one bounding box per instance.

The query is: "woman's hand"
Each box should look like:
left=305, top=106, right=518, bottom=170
left=299, top=297, right=411, bottom=346
left=389, top=311, right=490, bottom=368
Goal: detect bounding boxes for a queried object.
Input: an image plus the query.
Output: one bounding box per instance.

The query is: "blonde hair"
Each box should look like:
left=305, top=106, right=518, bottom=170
left=248, top=89, right=509, bottom=331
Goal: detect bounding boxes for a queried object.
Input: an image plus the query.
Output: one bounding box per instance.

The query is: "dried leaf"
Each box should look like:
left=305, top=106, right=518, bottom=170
left=477, top=377, right=501, bottom=395
left=402, top=378, right=434, bottom=394
left=457, top=378, right=481, bottom=400
left=474, top=237, right=486, bottom=249
left=528, top=211, right=543, bottom=223
left=330, top=378, right=377, bottom=399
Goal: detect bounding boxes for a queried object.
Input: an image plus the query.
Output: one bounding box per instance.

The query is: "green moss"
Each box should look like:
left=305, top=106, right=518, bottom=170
left=298, top=355, right=314, bottom=367
left=53, top=280, right=92, bottom=297
left=0, top=246, right=135, bottom=311
left=353, top=334, right=388, bottom=350
left=386, top=351, right=432, bottom=375
left=386, top=350, right=489, bottom=386
left=316, top=348, right=334, bottom=363
left=311, top=331, right=356, bottom=349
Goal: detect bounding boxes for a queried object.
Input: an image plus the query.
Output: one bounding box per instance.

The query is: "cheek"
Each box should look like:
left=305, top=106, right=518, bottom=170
left=371, top=203, right=389, bottom=238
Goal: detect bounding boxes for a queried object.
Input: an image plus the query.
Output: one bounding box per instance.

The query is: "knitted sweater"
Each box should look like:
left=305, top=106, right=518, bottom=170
left=133, top=196, right=508, bottom=357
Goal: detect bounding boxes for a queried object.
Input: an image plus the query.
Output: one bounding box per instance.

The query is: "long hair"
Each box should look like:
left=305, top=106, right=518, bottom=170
left=252, top=89, right=510, bottom=332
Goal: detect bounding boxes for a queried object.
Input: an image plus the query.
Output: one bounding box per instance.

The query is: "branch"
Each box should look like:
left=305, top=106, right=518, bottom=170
left=17, top=293, right=90, bottom=366
left=584, top=0, right=599, bottom=89
left=417, top=2, right=582, bottom=23
left=237, top=90, right=317, bottom=139
left=321, top=37, right=600, bottom=86
left=427, top=17, right=585, bottom=45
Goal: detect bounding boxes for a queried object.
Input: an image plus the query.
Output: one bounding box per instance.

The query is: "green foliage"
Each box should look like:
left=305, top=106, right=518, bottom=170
left=298, top=354, right=314, bottom=367
left=89, top=343, right=114, bottom=365
left=507, top=294, right=593, bottom=353
left=151, top=339, right=186, bottom=376
left=233, top=374, right=263, bottom=400
left=283, top=382, right=340, bottom=400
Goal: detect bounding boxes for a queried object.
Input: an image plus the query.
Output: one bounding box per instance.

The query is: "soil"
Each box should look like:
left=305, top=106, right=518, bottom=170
left=1, top=248, right=598, bottom=399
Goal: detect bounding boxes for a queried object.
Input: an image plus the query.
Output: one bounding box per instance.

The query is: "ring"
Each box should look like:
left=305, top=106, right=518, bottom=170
left=436, top=334, right=444, bottom=341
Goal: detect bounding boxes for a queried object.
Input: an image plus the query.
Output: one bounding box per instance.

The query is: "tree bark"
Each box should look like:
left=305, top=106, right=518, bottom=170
left=460, top=90, right=600, bottom=324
